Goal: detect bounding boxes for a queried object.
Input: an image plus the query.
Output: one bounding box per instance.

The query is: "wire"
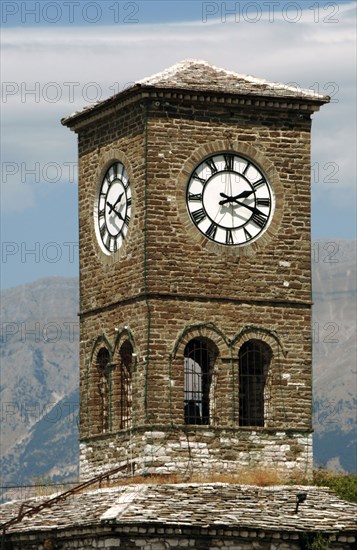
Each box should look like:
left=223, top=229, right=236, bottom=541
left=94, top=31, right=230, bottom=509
left=277, top=342, right=288, bottom=425
left=230, top=341, right=235, bottom=425
left=143, top=100, right=151, bottom=422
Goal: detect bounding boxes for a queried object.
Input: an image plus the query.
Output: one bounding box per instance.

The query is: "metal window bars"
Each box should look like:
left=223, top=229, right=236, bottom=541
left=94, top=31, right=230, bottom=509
left=238, top=340, right=271, bottom=427
left=184, top=338, right=213, bottom=425
left=97, top=348, right=110, bottom=432
left=119, top=340, right=133, bottom=430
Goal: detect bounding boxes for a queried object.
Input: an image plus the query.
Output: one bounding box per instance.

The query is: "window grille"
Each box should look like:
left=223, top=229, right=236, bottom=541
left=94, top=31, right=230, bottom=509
left=238, top=340, right=271, bottom=427
left=119, top=340, right=133, bottom=429
left=96, top=347, right=110, bottom=433
left=184, top=338, right=214, bottom=425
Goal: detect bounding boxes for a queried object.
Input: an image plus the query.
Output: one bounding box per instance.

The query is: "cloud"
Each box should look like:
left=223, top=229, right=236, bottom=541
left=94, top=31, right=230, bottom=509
left=0, top=12, right=352, bottom=91
left=1, top=2, right=356, bottom=233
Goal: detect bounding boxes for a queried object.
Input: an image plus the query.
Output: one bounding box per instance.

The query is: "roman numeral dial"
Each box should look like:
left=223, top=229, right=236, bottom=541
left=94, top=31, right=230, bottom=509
left=186, top=152, right=274, bottom=246
left=94, top=161, right=132, bottom=256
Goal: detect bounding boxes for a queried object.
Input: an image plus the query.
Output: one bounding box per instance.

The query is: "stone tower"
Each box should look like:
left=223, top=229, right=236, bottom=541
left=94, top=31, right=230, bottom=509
left=62, top=60, right=329, bottom=480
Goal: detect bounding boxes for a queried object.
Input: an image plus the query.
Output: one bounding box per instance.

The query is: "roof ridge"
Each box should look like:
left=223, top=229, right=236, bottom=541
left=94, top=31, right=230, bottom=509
left=136, top=58, right=326, bottom=99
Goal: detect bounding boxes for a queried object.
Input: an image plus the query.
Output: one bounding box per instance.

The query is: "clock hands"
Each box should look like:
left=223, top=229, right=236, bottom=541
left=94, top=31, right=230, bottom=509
left=218, top=191, right=267, bottom=224
left=106, top=201, right=124, bottom=221
left=107, top=192, right=124, bottom=214
left=187, top=153, right=273, bottom=245
left=219, top=190, right=254, bottom=205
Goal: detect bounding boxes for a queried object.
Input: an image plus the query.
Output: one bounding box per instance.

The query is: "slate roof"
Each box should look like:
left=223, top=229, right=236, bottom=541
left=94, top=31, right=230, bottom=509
left=1, top=483, right=356, bottom=536
left=62, top=59, right=330, bottom=128
left=136, top=59, right=328, bottom=100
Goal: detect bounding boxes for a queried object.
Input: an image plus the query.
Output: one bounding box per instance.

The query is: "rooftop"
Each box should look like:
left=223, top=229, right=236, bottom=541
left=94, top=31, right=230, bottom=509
left=136, top=59, right=328, bottom=99
left=62, top=59, right=330, bottom=128
left=1, top=483, right=356, bottom=537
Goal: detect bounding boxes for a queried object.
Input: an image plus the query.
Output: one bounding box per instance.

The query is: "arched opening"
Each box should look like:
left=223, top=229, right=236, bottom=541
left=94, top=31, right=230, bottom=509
left=96, top=347, right=111, bottom=433
left=184, top=338, right=216, bottom=425
left=238, top=340, right=272, bottom=427
left=118, top=340, right=133, bottom=429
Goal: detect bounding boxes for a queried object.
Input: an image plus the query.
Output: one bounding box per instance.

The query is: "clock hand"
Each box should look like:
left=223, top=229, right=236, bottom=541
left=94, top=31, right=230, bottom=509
left=232, top=200, right=264, bottom=217
left=233, top=189, right=254, bottom=200
left=219, top=189, right=254, bottom=205
left=113, top=209, right=124, bottom=221
left=107, top=202, right=124, bottom=221
left=107, top=193, right=124, bottom=214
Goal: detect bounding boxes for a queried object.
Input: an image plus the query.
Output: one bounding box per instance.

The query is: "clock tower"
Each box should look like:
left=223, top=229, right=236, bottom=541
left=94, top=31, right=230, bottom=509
left=62, top=60, right=329, bottom=480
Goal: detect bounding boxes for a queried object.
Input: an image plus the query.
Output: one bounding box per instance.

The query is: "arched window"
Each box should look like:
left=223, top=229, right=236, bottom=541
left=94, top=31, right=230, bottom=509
left=119, top=340, right=133, bottom=429
left=184, top=338, right=215, bottom=425
left=238, top=340, right=271, bottom=427
left=96, top=347, right=111, bottom=433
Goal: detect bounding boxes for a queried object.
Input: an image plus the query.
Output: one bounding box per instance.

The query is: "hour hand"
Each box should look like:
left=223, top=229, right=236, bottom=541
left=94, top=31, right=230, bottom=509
left=107, top=202, right=124, bottom=221
left=219, top=193, right=233, bottom=205
left=233, top=189, right=254, bottom=200
left=219, top=189, right=254, bottom=205
left=108, top=193, right=124, bottom=214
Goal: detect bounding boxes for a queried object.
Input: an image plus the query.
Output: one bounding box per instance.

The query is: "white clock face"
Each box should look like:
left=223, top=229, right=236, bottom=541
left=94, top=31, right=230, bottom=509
left=186, top=153, right=274, bottom=246
left=94, top=162, right=132, bottom=255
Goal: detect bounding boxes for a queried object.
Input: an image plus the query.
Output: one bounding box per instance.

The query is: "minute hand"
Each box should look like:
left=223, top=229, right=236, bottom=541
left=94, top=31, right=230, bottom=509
left=219, top=190, right=254, bottom=206
left=234, top=200, right=266, bottom=217
left=107, top=202, right=124, bottom=221
left=108, top=192, right=124, bottom=214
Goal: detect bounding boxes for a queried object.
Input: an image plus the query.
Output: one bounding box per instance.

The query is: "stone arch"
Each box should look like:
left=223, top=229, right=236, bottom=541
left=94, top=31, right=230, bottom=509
left=171, top=322, right=229, bottom=360
left=90, top=334, right=112, bottom=365
left=113, top=326, right=137, bottom=364
left=231, top=325, right=286, bottom=357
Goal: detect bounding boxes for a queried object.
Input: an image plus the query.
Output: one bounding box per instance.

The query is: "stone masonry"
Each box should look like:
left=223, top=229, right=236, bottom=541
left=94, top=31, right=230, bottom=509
left=62, top=60, right=330, bottom=480
left=1, top=483, right=356, bottom=549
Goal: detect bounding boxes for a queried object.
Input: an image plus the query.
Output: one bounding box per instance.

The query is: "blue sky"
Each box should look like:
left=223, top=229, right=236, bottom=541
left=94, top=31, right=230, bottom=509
left=1, top=1, right=356, bottom=289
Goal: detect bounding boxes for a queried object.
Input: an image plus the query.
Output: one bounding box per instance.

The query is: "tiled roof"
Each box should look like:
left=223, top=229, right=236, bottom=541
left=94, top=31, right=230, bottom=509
left=61, top=60, right=329, bottom=127
left=1, top=483, right=356, bottom=535
left=136, top=59, right=328, bottom=100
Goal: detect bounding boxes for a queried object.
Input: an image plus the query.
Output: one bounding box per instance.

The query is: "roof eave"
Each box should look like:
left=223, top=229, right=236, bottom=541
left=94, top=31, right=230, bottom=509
left=61, top=83, right=330, bottom=132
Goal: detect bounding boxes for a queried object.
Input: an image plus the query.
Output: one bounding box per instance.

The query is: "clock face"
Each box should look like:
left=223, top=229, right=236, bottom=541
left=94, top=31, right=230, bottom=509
left=94, top=162, right=132, bottom=255
left=186, top=153, right=274, bottom=246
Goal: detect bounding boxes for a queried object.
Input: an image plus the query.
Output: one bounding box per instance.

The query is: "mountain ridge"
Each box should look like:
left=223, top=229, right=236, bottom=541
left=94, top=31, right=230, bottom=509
left=0, top=240, right=356, bottom=490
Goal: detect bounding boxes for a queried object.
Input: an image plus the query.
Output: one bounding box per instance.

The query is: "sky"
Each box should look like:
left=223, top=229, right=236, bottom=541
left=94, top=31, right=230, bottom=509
left=1, top=0, right=356, bottom=289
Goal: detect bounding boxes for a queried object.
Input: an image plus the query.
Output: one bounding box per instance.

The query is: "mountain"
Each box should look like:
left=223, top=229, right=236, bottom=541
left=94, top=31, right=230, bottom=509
left=312, top=240, right=357, bottom=473
left=0, top=242, right=356, bottom=494
left=0, top=277, right=80, bottom=491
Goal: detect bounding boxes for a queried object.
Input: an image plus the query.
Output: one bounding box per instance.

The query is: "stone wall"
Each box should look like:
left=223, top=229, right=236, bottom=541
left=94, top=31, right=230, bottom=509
left=76, top=92, right=314, bottom=478
left=80, top=428, right=312, bottom=480
left=77, top=98, right=313, bottom=310
left=4, top=528, right=356, bottom=550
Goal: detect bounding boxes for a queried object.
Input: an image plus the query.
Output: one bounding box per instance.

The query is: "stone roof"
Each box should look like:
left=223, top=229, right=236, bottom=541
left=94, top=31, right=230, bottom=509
left=136, top=59, right=328, bottom=100
left=1, top=483, right=356, bottom=537
left=61, top=59, right=330, bottom=128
